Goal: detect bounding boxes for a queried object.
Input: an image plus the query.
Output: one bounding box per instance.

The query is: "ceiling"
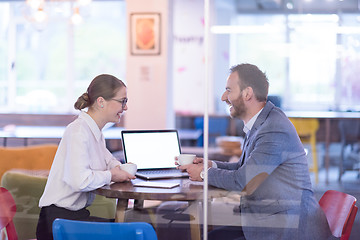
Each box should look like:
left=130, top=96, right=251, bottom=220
left=236, top=0, right=360, bottom=13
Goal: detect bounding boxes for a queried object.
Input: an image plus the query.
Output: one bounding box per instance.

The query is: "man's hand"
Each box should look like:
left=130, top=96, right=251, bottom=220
left=176, top=157, right=212, bottom=167
left=178, top=163, right=204, bottom=181
left=110, top=166, right=136, bottom=182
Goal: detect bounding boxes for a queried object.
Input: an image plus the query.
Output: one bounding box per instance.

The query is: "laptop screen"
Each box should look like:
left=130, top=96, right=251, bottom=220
left=121, top=130, right=181, bottom=170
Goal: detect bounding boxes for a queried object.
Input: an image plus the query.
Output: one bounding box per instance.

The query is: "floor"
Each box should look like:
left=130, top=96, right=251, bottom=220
left=312, top=166, right=360, bottom=240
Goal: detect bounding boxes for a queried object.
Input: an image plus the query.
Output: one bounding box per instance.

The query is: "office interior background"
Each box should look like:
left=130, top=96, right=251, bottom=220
left=1, top=0, right=360, bottom=239
left=1, top=0, right=360, bottom=116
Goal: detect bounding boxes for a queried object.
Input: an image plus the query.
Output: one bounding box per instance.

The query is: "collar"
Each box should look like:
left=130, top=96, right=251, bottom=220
left=243, top=108, right=264, bottom=136
left=79, top=111, right=102, bottom=142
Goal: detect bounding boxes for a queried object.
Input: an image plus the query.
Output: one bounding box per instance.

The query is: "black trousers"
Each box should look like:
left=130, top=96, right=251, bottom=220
left=36, top=204, right=113, bottom=240
left=208, top=226, right=246, bottom=240
left=155, top=201, right=246, bottom=240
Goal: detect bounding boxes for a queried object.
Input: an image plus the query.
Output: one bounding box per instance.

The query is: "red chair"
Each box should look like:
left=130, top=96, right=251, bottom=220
left=319, top=190, right=358, bottom=240
left=0, top=187, right=18, bottom=240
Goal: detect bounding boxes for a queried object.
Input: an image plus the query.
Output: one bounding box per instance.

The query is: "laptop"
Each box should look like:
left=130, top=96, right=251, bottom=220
left=121, top=129, right=189, bottom=180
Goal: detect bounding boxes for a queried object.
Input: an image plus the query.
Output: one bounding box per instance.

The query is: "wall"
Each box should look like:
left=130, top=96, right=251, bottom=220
left=172, top=0, right=208, bottom=114
left=124, top=0, right=174, bottom=130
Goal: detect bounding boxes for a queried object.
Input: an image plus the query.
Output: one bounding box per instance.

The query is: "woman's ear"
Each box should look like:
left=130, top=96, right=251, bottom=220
left=96, top=97, right=105, bottom=108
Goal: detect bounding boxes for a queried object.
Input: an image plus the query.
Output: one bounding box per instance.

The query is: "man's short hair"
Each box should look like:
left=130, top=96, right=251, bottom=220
left=230, top=63, right=269, bottom=102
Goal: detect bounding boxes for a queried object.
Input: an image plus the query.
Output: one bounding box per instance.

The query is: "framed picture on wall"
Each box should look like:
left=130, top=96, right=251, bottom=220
left=130, top=13, right=161, bottom=55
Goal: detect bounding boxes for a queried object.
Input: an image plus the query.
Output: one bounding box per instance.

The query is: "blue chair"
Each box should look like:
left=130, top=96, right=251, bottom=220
left=194, top=117, right=229, bottom=146
left=52, top=219, right=158, bottom=240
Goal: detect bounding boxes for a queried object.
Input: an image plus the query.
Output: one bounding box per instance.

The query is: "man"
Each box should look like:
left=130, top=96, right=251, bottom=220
left=180, top=64, right=334, bottom=240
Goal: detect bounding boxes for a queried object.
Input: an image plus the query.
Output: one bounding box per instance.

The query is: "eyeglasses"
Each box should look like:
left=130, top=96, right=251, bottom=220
left=111, top=98, right=128, bottom=108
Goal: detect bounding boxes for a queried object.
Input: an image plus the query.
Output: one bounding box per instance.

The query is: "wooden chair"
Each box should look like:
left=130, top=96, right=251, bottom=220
left=289, top=118, right=320, bottom=183
left=52, top=219, right=158, bottom=240
left=0, top=187, right=18, bottom=240
left=319, top=190, right=358, bottom=240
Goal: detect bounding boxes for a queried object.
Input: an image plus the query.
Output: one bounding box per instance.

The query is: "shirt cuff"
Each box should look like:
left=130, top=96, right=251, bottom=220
left=105, top=170, right=112, bottom=184
left=211, top=161, right=217, bottom=168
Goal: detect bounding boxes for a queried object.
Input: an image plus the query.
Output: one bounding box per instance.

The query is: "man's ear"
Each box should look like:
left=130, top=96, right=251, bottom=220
left=244, top=87, right=253, bottom=101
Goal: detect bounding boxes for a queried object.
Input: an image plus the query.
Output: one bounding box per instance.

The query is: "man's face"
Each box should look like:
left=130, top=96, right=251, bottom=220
left=221, top=72, right=246, bottom=119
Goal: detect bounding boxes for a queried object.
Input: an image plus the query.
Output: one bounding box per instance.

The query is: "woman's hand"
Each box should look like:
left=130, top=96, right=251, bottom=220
left=110, top=166, right=136, bottom=182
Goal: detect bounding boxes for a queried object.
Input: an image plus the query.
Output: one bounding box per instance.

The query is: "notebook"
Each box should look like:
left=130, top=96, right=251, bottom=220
left=121, top=129, right=189, bottom=180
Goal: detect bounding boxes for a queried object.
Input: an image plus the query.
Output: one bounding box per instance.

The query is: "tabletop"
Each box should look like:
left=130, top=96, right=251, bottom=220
left=0, top=126, right=202, bottom=140
left=94, top=178, right=229, bottom=202
left=0, top=126, right=124, bottom=139
left=94, top=178, right=232, bottom=240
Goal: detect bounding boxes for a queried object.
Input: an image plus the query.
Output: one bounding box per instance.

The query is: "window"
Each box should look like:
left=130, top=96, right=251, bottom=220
left=0, top=0, right=126, bottom=113
left=230, top=14, right=287, bottom=104
left=339, top=14, right=360, bottom=111
left=216, top=12, right=360, bottom=112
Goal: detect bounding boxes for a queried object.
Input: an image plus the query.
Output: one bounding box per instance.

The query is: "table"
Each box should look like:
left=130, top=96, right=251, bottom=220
left=0, top=126, right=202, bottom=147
left=93, top=178, right=230, bottom=240
left=0, top=126, right=125, bottom=146
left=285, top=111, right=360, bottom=184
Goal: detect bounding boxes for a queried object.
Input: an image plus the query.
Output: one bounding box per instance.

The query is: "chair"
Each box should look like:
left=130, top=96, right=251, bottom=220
left=289, top=118, right=319, bottom=183
left=0, top=144, right=58, bottom=180
left=1, top=169, right=116, bottom=239
left=267, top=95, right=282, bottom=108
left=195, top=117, right=229, bottom=147
left=52, top=219, right=158, bottom=240
left=319, top=190, right=358, bottom=240
left=0, top=187, right=18, bottom=240
left=338, top=119, right=360, bottom=182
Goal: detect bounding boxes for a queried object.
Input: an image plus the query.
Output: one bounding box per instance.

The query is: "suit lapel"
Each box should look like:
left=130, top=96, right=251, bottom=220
left=250, top=101, right=274, bottom=137
left=237, top=101, right=275, bottom=168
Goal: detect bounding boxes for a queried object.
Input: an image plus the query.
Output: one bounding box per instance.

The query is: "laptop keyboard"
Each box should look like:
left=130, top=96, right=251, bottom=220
left=142, top=169, right=182, bottom=175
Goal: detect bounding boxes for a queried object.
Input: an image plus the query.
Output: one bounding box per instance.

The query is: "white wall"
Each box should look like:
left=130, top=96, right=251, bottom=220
left=125, top=0, right=174, bottom=129
left=172, top=0, right=208, bottom=114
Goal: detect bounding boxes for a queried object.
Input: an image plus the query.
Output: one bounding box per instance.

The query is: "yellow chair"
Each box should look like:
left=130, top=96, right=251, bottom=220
left=289, top=118, right=320, bottom=184
left=0, top=144, right=58, bottom=180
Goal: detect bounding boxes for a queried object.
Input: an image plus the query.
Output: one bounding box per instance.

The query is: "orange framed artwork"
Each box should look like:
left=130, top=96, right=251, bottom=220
left=130, top=13, right=161, bottom=55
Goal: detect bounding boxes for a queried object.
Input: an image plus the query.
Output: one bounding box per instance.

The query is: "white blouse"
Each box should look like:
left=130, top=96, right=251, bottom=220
left=39, top=111, right=120, bottom=211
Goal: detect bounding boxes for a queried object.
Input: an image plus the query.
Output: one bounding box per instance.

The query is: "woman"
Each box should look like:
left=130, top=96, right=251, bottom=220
left=36, top=74, right=135, bottom=240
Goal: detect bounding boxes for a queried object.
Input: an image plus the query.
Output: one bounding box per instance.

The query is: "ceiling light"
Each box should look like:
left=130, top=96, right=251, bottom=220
left=78, top=0, right=92, bottom=6
left=26, top=0, right=44, bottom=10
left=34, top=6, right=47, bottom=23
left=71, top=7, right=83, bottom=25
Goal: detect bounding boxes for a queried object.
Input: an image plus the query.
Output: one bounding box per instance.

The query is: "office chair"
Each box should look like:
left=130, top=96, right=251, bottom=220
left=52, top=218, right=158, bottom=240
left=194, top=117, right=229, bottom=147
left=319, top=190, right=358, bottom=240
left=289, top=118, right=320, bottom=183
left=0, top=187, right=18, bottom=240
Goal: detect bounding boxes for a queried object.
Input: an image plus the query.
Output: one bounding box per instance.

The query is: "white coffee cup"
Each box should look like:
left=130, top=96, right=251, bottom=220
left=120, top=163, right=137, bottom=175
left=176, top=154, right=196, bottom=166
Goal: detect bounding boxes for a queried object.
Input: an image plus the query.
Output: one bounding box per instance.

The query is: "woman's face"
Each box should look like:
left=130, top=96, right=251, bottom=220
left=104, top=87, right=128, bottom=123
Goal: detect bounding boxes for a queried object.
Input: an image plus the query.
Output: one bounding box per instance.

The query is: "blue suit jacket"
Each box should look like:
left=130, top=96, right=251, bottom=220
left=208, top=101, right=334, bottom=240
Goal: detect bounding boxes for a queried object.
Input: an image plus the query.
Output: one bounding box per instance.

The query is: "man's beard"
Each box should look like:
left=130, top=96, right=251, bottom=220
left=229, top=95, right=246, bottom=119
